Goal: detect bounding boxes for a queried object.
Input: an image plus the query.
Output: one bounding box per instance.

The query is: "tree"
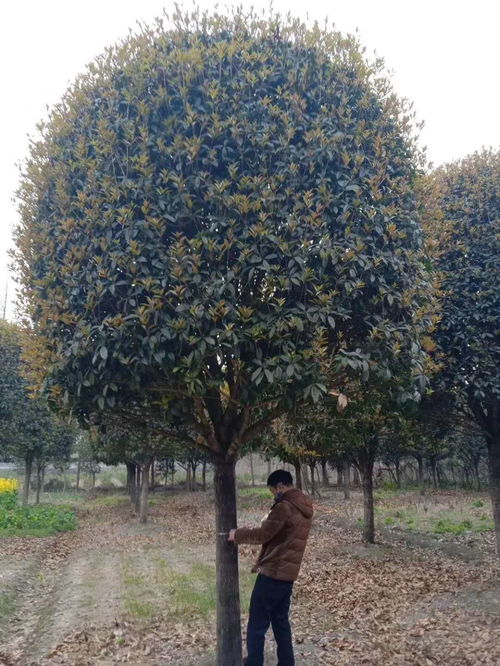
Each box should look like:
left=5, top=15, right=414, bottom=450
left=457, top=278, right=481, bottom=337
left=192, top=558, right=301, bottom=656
left=430, top=150, right=500, bottom=555
left=14, top=8, right=432, bottom=661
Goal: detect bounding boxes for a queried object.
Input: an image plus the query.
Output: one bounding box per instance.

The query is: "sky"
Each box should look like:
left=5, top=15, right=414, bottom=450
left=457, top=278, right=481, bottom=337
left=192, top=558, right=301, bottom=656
left=1, top=0, right=499, bottom=319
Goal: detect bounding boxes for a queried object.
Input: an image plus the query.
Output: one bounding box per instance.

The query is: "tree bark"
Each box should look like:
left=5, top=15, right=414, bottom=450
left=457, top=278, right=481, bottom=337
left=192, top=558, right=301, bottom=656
left=359, top=447, right=376, bottom=544
left=126, top=462, right=137, bottom=506
left=23, top=455, right=33, bottom=506
left=202, top=460, right=207, bottom=491
left=135, top=468, right=141, bottom=513
left=139, top=459, right=152, bottom=524
left=35, top=460, right=42, bottom=504
left=213, top=457, right=242, bottom=665
left=249, top=453, right=255, bottom=487
left=321, top=459, right=329, bottom=487
left=343, top=463, right=350, bottom=500
left=150, top=458, right=155, bottom=490
left=486, top=432, right=500, bottom=557
left=293, top=461, right=302, bottom=490
left=416, top=455, right=425, bottom=496
left=395, top=458, right=401, bottom=489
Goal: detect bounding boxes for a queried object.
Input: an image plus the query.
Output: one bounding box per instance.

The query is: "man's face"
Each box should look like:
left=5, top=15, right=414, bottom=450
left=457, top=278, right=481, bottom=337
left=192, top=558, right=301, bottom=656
left=268, top=483, right=284, bottom=497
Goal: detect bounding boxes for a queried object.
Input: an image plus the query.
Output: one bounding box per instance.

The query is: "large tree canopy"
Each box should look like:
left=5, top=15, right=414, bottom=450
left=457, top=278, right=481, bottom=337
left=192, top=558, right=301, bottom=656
left=15, top=9, right=431, bottom=445
left=13, top=8, right=433, bottom=662
left=431, top=149, right=500, bottom=553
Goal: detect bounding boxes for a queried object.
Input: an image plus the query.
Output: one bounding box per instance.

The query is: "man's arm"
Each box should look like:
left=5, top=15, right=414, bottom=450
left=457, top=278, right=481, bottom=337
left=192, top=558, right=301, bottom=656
left=229, top=501, right=289, bottom=545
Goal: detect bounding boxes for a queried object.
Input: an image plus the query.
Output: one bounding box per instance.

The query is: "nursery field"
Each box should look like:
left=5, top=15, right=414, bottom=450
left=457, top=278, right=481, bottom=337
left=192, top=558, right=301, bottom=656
left=0, top=487, right=499, bottom=666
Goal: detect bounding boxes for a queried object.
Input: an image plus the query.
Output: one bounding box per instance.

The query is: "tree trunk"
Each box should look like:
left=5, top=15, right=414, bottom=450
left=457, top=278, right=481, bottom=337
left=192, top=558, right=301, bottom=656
left=126, top=462, right=136, bottom=505
left=352, top=466, right=361, bottom=487
left=395, top=458, right=401, bottom=489
left=186, top=464, right=192, bottom=491
left=150, top=458, right=155, bottom=490
left=267, top=458, right=272, bottom=477
left=337, top=465, right=343, bottom=488
left=310, top=464, right=316, bottom=497
left=192, top=462, right=197, bottom=489
left=416, top=455, right=425, bottom=496
left=213, top=457, right=242, bottom=665
left=429, top=458, right=438, bottom=490
left=249, top=453, right=255, bottom=487
left=91, top=470, right=96, bottom=490
left=321, top=459, right=329, bottom=487
left=474, top=458, right=481, bottom=491
left=343, top=463, right=350, bottom=500
left=486, top=432, right=500, bottom=557
left=76, top=458, right=81, bottom=492
left=36, top=460, right=42, bottom=505
left=202, top=460, right=207, bottom=491
left=139, top=459, right=153, bottom=524
left=359, top=447, right=376, bottom=544
left=23, top=455, right=33, bottom=506
left=135, top=468, right=141, bottom=513
left=293, top=461, right=302, bottom=490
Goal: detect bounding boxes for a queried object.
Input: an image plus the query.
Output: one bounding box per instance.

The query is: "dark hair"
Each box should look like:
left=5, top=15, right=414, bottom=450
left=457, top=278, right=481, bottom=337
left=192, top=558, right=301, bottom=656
left=267, top=470, right=293, bottom=488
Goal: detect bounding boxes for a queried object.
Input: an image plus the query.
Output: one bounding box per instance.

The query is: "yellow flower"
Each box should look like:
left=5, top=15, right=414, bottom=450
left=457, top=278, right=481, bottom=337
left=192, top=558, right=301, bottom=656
left=0, top=478, right=19, bottom=493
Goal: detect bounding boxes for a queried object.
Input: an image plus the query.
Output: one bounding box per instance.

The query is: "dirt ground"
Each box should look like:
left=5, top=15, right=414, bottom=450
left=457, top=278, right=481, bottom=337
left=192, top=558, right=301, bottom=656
left=0, top=489, right=499, bottom=666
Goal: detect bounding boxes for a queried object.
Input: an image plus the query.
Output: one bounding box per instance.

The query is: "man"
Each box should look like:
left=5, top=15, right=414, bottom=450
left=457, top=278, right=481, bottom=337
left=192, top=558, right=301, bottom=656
left=229, top=469, right=313, bottom=666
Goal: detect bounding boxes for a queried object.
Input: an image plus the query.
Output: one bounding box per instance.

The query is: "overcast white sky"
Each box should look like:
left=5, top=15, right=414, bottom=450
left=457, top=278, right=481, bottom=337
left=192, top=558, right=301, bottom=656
left=1, top=0, right=499, bottom=318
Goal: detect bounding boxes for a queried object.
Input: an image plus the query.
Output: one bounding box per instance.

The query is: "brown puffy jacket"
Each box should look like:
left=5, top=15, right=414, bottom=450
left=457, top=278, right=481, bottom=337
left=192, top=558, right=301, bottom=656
left=234, top=488, right=313, bottom=581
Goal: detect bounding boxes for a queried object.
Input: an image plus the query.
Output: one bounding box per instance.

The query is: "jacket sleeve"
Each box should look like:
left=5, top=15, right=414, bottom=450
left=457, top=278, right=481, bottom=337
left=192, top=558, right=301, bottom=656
left=234, top=501, right=289, bottom=545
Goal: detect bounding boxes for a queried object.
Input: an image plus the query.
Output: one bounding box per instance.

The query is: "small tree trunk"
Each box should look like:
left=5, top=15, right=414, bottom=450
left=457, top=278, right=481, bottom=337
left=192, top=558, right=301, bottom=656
left=150, top=458, right=155, bottom=490
left=76, top=458, right=81, bottom=492
left=321, top=459, right=329, bottom=487
left=293, top=461, right=302, bottom=490
left=23, top=455, right=33, bottom=506
left=310, top=463, right=316, bottom=497
left=474, top=459, right=481, bottom=491
left=343, top=463, right=350, bottom=500
left=395, top=459, right=401, bottom=489
left=186, top=464, right=192, bottom=491
left=354, top=467, right=361, bottom=487
left=213, top=456, right=242, bottom=665
left=249, top=453, right=255, bottom=487
left=359, top=444, right=376, bottom=544
left=91, top=471, right=96, bottom=490
left=416, top=455, right=425, bottom=496
left=202, top=460, right=207, bottom=491
left=192, top=462, right=197, bottom=489
left=126, top=462, right=136, bottom=505
left=486, top=432, right=500, bottom=557
left=35, top=460, right=42, bottom=505
left=430, top=459, right=438, bottom=490
left=135, top=468, right=141, bottom=513
left=267, top=458, right=272, bottom=477
left=337, top=465, right=343, bottom=488
left=139, top=459, right=152, bottom=524
left=171, top=468, right=175, bottom=488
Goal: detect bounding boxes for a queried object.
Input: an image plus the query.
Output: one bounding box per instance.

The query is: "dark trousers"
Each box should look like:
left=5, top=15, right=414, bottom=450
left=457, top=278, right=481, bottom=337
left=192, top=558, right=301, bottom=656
left=245, top=574, right=294, bottom=666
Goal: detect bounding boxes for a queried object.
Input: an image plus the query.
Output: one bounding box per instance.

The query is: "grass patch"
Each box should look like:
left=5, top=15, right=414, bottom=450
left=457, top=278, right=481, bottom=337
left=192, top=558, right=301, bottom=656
left=157, top=559, right=255, bottom=619
left=89, top=494, right=129, bottom=508
left=124, top=598, right=156, bottom=619
left=239, top=487, right=270, bottom=498
left=376, top=500, right=494, bottom=535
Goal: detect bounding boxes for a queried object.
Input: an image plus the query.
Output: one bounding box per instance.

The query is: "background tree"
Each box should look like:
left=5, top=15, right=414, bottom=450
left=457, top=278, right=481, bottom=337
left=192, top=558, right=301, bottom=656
left=14, top=8, right=433, bottom=661
left=430, top=150, right=500, bottom=554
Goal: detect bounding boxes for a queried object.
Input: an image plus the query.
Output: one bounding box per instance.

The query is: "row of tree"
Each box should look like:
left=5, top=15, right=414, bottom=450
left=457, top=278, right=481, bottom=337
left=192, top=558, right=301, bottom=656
left=4, top=8, right=499, bottom=664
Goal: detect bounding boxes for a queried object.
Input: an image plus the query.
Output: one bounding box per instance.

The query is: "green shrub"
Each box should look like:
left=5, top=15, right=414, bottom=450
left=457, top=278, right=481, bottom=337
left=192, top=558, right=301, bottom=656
left=472, top=500, right=484, bottom=508
left=0, top=491, right=76, bottom=535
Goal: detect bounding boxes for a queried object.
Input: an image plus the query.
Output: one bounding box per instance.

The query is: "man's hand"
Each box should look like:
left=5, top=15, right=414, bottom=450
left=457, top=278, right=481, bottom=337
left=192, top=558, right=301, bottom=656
left=228, top=529, right=236, bottom=542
